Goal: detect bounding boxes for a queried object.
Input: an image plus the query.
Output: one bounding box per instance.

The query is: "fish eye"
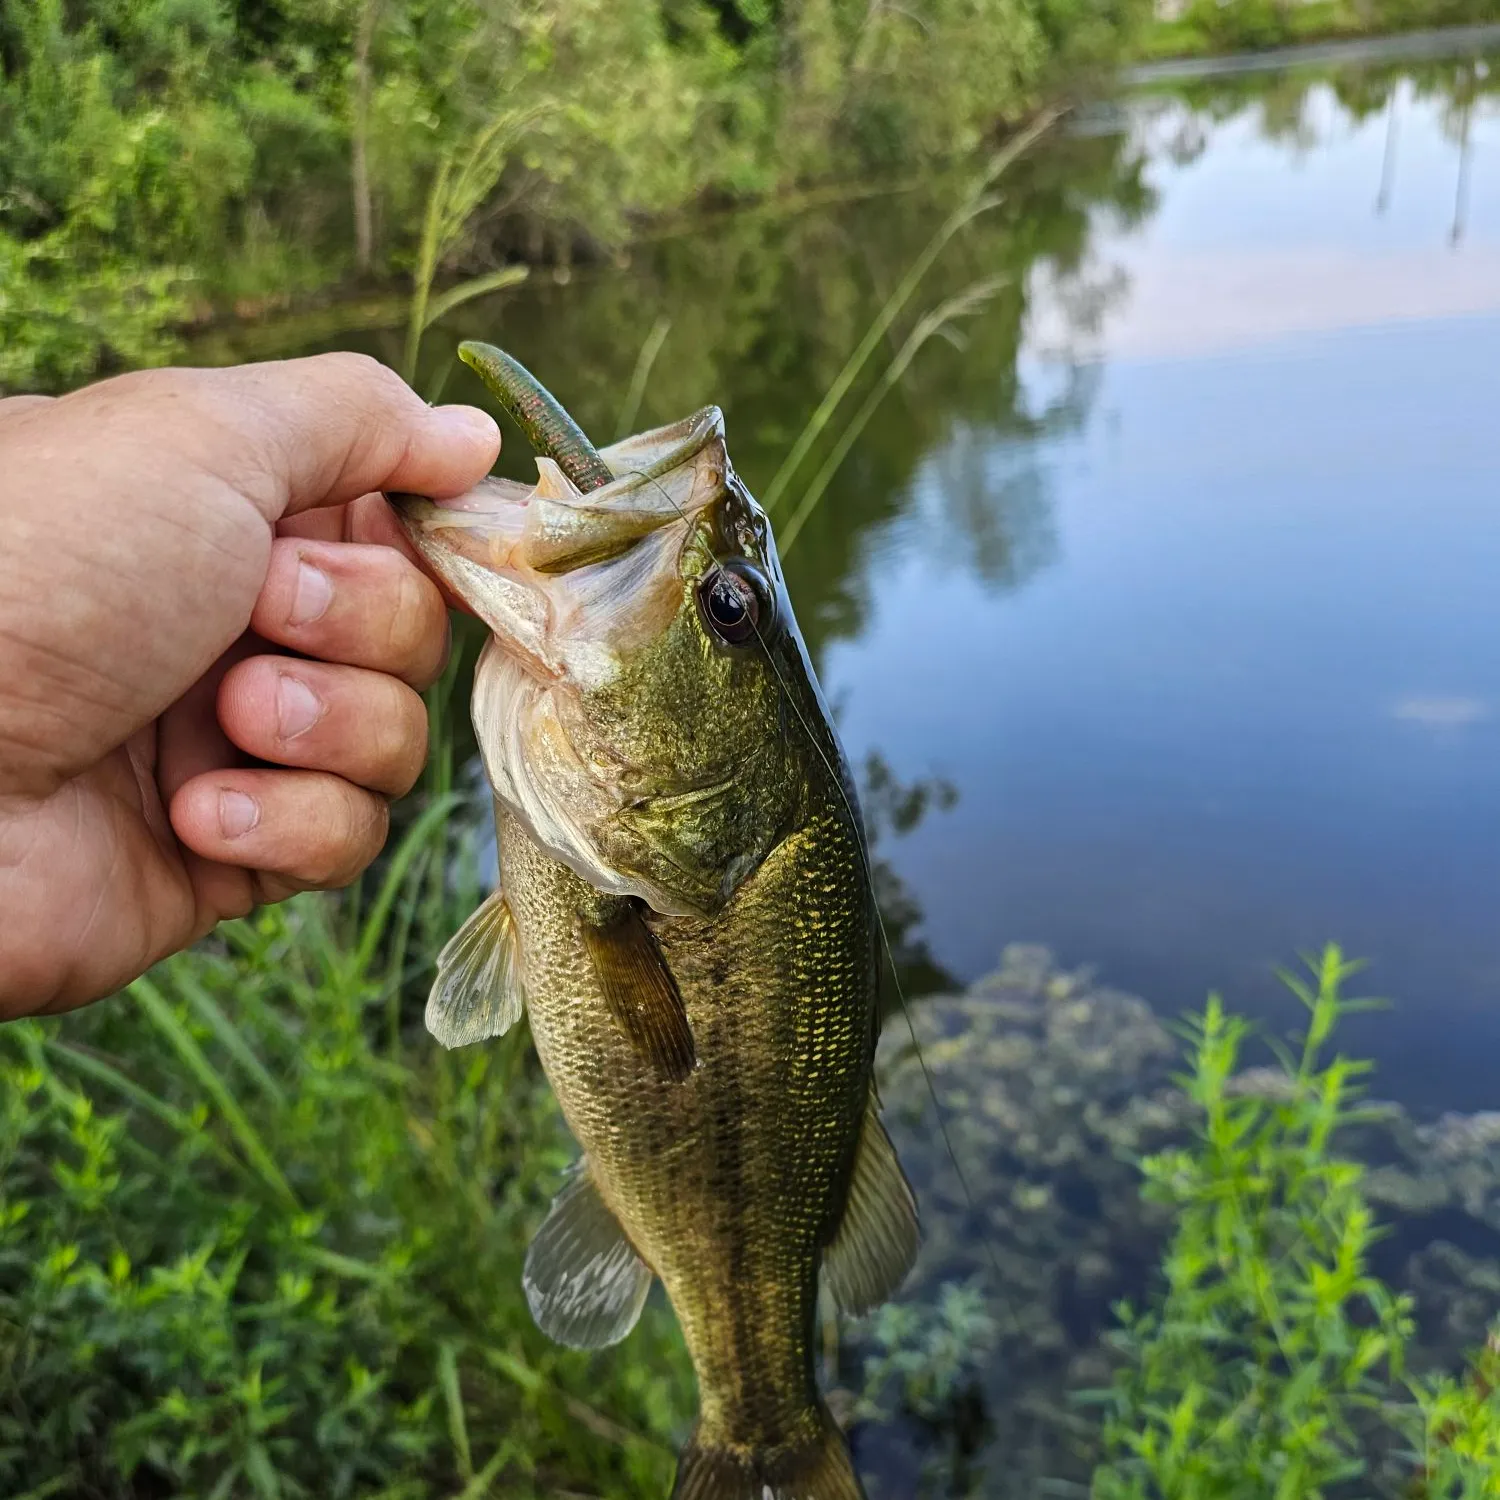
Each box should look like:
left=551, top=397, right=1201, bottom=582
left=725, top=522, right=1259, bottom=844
left=698, top=560, right=771, bottom=648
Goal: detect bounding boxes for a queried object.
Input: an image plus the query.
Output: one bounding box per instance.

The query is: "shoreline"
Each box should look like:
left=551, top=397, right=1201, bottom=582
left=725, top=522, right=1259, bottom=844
left=861, top=946, right=1500, bottom=1497
left=1127, top=18, right=1500, bottom=82
left=179, top=20, right=1500, bottom=368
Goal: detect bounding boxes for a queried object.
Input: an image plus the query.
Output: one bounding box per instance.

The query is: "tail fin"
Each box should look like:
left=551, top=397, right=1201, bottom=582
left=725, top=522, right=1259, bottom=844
left=671, top=1406, right=865, bottom=1500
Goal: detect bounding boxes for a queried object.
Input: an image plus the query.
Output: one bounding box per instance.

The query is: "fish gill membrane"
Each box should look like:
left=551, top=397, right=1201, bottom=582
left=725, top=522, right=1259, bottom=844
left=388, top=346, right=923, bottom=1500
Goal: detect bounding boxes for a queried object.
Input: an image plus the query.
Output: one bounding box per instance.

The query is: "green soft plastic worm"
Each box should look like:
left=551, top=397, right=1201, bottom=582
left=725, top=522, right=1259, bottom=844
left=459, top=341, right=615, bottom=494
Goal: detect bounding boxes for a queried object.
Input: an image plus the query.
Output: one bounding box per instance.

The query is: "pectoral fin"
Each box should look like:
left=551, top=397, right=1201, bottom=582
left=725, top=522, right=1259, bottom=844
left=581, top=904, right=696, bottom=1082
left=822, top=1094, right=920, bottom=1316
left=425, top=889, right=525, bottom=1049
left=524, top=1160, right=653, bottom=1349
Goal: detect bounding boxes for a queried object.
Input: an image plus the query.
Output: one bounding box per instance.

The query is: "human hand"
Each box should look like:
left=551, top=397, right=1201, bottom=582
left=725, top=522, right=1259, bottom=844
left=0, top=354, right=500, bottom=1018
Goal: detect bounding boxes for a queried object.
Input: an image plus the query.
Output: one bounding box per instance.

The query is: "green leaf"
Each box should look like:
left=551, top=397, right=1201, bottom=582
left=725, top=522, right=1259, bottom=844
left=129, top=976, right=298, bottom=1208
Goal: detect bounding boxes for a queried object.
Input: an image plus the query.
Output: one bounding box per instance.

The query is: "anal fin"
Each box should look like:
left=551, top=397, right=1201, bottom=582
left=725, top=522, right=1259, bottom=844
left=581, top=903, right=696, bottom=1082
left=524, top=1160, right=652, bottom=1349
left=425, top=888, right=525, bottom=1049
left=822, top=1093, right=920, bottom=1316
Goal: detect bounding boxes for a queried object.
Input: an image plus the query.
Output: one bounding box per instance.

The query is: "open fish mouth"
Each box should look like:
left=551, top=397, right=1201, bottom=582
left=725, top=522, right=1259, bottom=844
left=385, top=345, right=800, bottom=923
left=387, top=405, right=728, bottom=678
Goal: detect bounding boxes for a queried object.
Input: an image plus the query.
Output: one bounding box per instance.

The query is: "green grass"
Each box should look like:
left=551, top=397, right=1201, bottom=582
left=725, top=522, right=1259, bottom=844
left=0, top=797, right=693, bottom=1498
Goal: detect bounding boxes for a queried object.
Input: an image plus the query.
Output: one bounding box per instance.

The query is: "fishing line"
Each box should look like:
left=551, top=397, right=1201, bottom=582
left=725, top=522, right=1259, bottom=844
left=623, top=460, right=1025, bottom=1339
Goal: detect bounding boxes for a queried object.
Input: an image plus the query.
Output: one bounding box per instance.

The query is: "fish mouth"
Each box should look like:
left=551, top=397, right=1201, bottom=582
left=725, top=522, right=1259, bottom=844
left=389, top=482, right=557, bottom=679
left=386, top=406, right=729, bottom=678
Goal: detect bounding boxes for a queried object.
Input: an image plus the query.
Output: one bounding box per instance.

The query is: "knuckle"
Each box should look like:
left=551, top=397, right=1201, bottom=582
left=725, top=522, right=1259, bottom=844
left=347, top=790, right=391, bottom=871
left=371, top=682, right=429, bottom=791
left=323, top=350, right=384, bottom=382
left=325, top=351, right=408, bottom=404
left=313, top=783, right=387, bottom=884
left=384, top=563, right=439, bottom=669
left=79, top=366, right=208, bottom=426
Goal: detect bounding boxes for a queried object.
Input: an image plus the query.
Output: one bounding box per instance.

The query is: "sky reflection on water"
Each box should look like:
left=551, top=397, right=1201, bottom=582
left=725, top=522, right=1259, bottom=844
left=826, top=80, right=1500, bottom=1111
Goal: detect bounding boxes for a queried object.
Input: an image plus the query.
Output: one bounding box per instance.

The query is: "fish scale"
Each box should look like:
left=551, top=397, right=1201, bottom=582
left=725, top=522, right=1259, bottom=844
left=499, top=792, right=871, bottom=1447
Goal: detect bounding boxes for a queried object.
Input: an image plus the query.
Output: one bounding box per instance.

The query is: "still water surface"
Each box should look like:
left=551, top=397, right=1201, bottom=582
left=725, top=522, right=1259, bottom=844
left=841, top=76, right=1500, bottom=1114
left=306, top=58, right=1500, bottom=1114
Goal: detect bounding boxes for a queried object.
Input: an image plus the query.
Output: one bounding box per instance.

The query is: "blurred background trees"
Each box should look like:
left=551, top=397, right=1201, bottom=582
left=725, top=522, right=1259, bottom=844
left=0, top=0, right=1149, bottom=389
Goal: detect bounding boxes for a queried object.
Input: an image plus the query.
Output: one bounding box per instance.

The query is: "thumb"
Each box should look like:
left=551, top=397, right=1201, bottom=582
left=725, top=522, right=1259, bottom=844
left=186, top=352, right=501, bottom=521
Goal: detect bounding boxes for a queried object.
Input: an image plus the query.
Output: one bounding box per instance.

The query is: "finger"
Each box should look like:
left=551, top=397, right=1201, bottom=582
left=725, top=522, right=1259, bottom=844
left=0, top=395, right=53, bottom=426
left=225, top=352, right=500, bottom=519
left=251, top=538, right=450, bottom=689
left=275, top=491, right=414, bottom=553
left=217, top=656, right=429, bottom=797
left=154, top=634, right=259, bottom=807
left=69, top=354, right=500, bottom=525
left=169, top=768, right=390, bottom=889
left=275, top=496, right=479, bottom=620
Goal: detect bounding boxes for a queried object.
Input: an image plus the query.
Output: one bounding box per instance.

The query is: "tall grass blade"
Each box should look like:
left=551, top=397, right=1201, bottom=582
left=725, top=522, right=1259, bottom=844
left=761, top=107, right=1059, bottom=515
left=425, top=360, right=456, bottom=407
left=615, top=315, right=672, bottom=439
left=172, top=963, right=286, bottom=1106
left=403, top=106, right=548, bottom=384
left=244, top=1441, right=282, bottom=1499
left=779, top=276, right=1006, bottom=555
left=452, top=1441, right=521, bottom=1500
left=404, top=154, right=454, bottom=384
left=424, top=627, right=472, bottom=802
left=129, top=975, right=299, bottom=1208
left=293, top=1243, right=391, bottom=1283
left=385, top=847, right=432, bottom=1058
left=43, top=1040, right=251, bottom=1182
left=438, top=1341, right=473, bottom=1480
left=12, top=1473, right=81, bottom=1500
left=355, top=791, right=461, bottom=975
left=424, top=266, right=530, bottom=331
left=481, top=1347, right=674, bottom=1456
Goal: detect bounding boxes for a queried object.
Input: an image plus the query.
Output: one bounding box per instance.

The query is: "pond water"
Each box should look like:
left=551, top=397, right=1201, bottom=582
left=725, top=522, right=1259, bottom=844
left=835, top=70, right=1500, bottom=1116
left=280, top=54, right=1500, bottom=1116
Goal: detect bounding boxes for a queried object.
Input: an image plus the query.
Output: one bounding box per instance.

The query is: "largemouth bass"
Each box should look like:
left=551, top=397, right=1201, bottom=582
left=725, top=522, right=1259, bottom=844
left=391, top=343, right=918, bottom=1500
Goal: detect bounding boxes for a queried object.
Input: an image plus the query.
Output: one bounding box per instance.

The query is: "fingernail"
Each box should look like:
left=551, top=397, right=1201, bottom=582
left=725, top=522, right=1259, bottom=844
left=290, top=558, right=333, bottom=625
left=277, top=673, right=325, bottom=740
left=428, top=404, right=501, bottom=449
left=219, top=790, right=260, bottom=840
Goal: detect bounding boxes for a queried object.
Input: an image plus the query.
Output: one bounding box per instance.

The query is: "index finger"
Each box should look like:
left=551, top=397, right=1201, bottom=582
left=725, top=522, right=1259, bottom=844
left=277, top=492, right=480, bottom=619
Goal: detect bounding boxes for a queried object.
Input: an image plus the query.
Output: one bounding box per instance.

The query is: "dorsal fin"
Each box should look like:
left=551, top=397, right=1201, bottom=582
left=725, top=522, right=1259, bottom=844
left=822, top=1092, right=920, bottom=1316
left=524, top=1160, right=653, bottom=1349
left=425, top=888, right=525, bottom=1049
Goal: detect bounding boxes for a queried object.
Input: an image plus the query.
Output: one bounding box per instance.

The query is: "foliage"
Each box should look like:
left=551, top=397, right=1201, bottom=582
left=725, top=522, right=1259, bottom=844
left=0, top=0, right=1151, bottom=392
left=1138, top=0, right=1500, bottom=63
left=854, top=1281, right=1000, bottom=1425
left=1410, top=1328, right=1500, bottom=1499
left=1090, top=946, right=1417, bottom=1500
left=0, top=231, right=188, bottom=392
left=0, top=801, right=693, bottom=1498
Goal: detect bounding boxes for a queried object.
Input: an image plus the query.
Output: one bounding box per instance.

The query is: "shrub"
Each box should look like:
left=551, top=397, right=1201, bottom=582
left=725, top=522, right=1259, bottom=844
left=1090, top=946, right=1416, bottom=1500
left=0, top=806, right=693, bottom=1498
